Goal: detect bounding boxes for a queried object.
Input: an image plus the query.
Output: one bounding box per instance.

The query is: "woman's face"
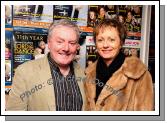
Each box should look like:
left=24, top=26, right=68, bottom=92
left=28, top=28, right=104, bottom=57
left=134, top=6, right=140, bottom=14
left=96, top=27, right=122, bottom=65
left=124, top=48, right=129, bottom=56
left=127, top=12, right=132, bottom=20
left=118, top=15, right=124, bottom=23
left=89, top=11, right=95, bottom=20
left=39, top=41, right=46, bottom=49
left=131, top=48, right=138, bottom=56
left=99, top=8, right=105, bottom=17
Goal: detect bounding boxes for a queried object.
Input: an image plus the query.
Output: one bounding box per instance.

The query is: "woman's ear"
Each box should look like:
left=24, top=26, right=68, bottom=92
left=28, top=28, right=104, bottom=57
left=120, top=41, right=123, bottom=49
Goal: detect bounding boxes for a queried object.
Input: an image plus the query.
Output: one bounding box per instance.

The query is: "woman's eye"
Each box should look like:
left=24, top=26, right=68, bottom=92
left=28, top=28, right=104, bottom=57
left=109, top=39, right=115, bottom=42
left=97, top=39, right=103, bottom=42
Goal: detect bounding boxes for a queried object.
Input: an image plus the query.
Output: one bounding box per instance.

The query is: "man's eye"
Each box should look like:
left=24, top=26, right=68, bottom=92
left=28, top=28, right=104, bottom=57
left=70, top=42, right=77, bottom=45
left=57, top=41, right=63, bottom=44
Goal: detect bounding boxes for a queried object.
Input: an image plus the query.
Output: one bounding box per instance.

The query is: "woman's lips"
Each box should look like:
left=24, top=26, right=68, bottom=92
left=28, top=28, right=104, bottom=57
left=101, top=50, right=112, bottom=54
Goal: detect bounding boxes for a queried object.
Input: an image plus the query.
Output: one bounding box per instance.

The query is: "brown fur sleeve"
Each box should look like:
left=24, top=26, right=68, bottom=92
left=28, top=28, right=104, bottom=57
left=134, top=71, right=154, bottom=111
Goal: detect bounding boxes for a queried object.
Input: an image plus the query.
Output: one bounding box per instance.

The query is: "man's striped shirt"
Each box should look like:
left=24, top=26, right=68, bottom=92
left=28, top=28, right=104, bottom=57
left=47, top=54, right=83, bottom=111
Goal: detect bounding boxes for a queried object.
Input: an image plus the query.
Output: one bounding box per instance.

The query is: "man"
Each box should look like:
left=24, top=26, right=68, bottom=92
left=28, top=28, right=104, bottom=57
left=6, top=19, right=86, bottom=111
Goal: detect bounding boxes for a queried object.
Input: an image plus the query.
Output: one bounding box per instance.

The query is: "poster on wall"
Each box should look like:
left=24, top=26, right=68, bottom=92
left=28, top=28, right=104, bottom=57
left=5, top=29, right=12, bottom=61
left=5, top=5, right=12, bottom=28
left=53, top=5, right=88, bottom=26
left=122, top=47, right=140, bottom=57
left=86, top=45, right=97, bottom=68
left=85, top=35, right=97, bottom=68
left=5, top=60, right=12, bottom=93
left=124, top=39, right=141, bottom=48
left=87, top=5, right=117, bottom=27
left=13, top=27, right=48, bottom=73
left=5, top=28, right=13, bottom=93
left=124, top=5, right=142, bottom=39
left=86, top=5, right=142, bottom=58
left=13, top=5, right=53, bottom=28
left=76, top=32, right=93, bottom=69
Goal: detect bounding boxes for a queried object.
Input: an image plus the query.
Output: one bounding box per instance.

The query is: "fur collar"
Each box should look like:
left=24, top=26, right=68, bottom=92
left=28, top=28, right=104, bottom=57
left=85, top=56, right=147, bottom=80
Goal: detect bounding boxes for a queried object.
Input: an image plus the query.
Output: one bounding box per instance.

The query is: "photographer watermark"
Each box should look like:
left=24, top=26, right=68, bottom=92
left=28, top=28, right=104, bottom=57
left=20, top=78, right=53, bottom=101
left=20, top=76, right=122, bottom=101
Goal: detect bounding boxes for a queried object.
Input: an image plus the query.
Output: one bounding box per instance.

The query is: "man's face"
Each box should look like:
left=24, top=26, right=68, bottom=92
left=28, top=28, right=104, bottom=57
left=48, top=26, right=79, bottom=67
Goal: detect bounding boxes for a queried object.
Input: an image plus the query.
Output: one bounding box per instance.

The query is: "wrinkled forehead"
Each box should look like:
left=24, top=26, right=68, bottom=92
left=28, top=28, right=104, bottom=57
left=52, top=25, right=78, bottom=36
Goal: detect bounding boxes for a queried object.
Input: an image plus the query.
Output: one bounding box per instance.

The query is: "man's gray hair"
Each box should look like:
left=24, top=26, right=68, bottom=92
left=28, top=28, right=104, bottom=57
left=47, top=19, right=80, bottom=42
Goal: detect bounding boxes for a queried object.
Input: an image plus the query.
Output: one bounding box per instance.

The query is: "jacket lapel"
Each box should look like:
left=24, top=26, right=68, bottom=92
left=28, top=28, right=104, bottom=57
left=38, top=55, right=56, bottom=111
left=85, top=61, right=129, bottom=110
left=37, top=56, right=86, bottom=111
left=96, top=69, right=128, bottom=109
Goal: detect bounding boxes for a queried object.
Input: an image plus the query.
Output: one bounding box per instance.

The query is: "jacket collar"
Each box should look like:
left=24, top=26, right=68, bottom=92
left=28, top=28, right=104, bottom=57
left=122, top=56, right=147, bottom=79
left=85, top=56, right=147, bottom=80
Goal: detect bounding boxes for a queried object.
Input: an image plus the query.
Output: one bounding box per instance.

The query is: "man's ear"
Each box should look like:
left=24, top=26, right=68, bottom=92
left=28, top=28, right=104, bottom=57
left=77, top=44, right=80, bottom=50
left=47, top=40, right=50, bottom=49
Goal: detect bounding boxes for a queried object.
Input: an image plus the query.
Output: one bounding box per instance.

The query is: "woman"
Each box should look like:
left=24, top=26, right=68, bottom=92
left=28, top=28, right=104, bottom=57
left=125, top=11, right=136, bottom=32
left=88, top=10, right=98, bottom=27
left=97, top=6, right=106, bottom=22
left=84, top=19, right=154, bottom=111
left=33, top=40, right=46, bottom=59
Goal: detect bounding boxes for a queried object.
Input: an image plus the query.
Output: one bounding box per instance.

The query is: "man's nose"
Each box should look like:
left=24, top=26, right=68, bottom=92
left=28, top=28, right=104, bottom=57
left=63, top=42, right=69, bottom=52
